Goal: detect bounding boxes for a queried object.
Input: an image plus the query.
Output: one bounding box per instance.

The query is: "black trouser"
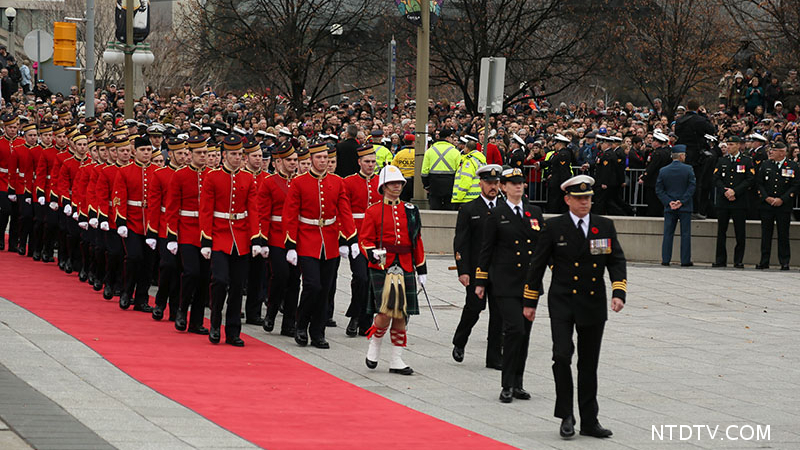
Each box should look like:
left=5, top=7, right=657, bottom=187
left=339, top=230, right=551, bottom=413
left=6, top=196, right=19, bottom=250
left=326, top=256, right=341, bottom=321
left=547, top=182, right=567, bottom=214
left=155, top=237, right=181, bottom=316
left=428, top=174, right=456, bottom=211
left=0, top=193, right=10, bottom=249
left=41, top=206, right=58, bottom=259
left=297, top=256, right=338, bottom=341
left=345, top=252, right=373, bottom=332
left=81, top=227, right=93, bottom=276
left=759, top=207, right=791, bottom=266
left=66, top=218, right=82, bottom=271
left=105, top=230, right=124, bottom=292
left=179, top=244, right=211, bottom=329
left=644, top=186, right=663, bottom=217
left=266, top=246, right=300, bottom=332
left=17, top=193, right=34, bottom=254
left=93, top=227, right=106, bottom=284
left=551, top=318, right=605, bottom=426
left=32, top=202, right=46, bottom=256
left=592, top=185, right=628, bottom=216
left=122, top=231, right=156, bottom=305
left=496, top=296, right=532, bottom=389
left=715, top=208, right=746, bottom=265
left=245, top=253, right=267, bottom=321
left=452, top=283, right=503, bottom=367
left=400, top=177, right=413, bottom=202
left=210, top=249, right=248, bottom=339
left=695, top=162, right=715, bottom=216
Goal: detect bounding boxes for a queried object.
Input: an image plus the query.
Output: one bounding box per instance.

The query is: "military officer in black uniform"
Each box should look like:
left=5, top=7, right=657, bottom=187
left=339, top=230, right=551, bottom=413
left=592, top=136, right=627, bottom=215
left=755, top=141, right=798, bottom=270
left=474, top=167, right=544, bottom=403
left=640, top=131, right=671, bottom=217
left=713, top=135, right=754, bottom=268
left=452, top=164, right=504, bottom=369
left=524, top=174, right=627, bottom=439
left=746, top=133, right=769, bottom=220
left=543, top=133, right=575, bottom=214
left=508, top=134, right=526, bottom=170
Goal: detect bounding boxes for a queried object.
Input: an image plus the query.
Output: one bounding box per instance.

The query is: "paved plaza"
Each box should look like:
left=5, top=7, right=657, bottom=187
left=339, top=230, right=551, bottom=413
left=1, top=256, right=799, bottom=449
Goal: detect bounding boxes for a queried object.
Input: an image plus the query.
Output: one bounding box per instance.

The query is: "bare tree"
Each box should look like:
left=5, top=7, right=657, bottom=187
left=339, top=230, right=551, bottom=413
left=721, top=0, right=800, bottom=71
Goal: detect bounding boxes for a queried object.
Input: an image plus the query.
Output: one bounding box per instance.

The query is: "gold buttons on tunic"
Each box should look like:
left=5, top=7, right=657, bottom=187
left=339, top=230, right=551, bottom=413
left=572, top=289, right=577, bottom=294
left=515, top=240, right=519, bottom=244
left=593, top=263, right=597, bottom=268
left=528, top=251, right=532, bottom=255
left=517, top=263, right=521, bottom=267
left=573, top=276, right=578, bottom=281
left=590, top=291, right=594, bottom=295
left=592, top=277, right=596, bottom=282
left=574, top=262, right=579, bottom=267
left=527, top=239, right=531, bottom=243
left=516, top=252, right=520, bottom=256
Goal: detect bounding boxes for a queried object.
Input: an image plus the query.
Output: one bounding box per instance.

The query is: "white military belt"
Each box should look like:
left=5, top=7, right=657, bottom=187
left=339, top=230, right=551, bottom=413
left=299, top=215, right=336, bottom=227
left=127, top=200, right=143, bottom=207
left=0, top=167, right=8, bottom=173
left=179, top=210, right=199, bottom=217
left=270, top=215, right=282, bottom=222
left=18, top=172, right=25, bottom=177
left=160, top=206, right=166, bottom=213
left=352, top=213, right=365, bottom=219
left=213, top=211, right=248, bottom=220
left=46, top=175, right=51, bottom=179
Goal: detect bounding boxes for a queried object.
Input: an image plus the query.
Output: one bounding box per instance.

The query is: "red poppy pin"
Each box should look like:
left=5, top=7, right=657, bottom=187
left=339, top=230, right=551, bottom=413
left=524, top=210, right=531, bottom=217
left=591, top=227, right=599, bottom=235
left=736, top=158, right=741, bottom=163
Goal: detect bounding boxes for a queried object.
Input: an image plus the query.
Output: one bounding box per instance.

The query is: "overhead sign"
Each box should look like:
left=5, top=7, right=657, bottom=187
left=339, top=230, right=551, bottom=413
left=477, top=57, right=506, bottom=114
left=23, top=29, right=54, bottom=63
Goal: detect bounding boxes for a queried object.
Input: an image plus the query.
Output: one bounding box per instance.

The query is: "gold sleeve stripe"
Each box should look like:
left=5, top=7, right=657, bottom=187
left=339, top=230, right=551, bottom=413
left=523, top=285, right=539, bottom=300
left=475, top=267, right=488, bottom=279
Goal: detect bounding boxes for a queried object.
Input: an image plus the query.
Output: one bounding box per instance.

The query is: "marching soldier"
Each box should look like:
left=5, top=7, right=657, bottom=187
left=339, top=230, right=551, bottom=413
left=9, top=123, right=41, bottom=257
left=166, top=136, right=210, bottom=335
left=755, top=141, right=798, bottom=270
left=297, top=147, right=311, bottom=174
left=34, top=123, right=57, bottom=262
left=451, top=164, right=503, bottom=369
left=474, top=167, right=544, bottom=402
left=86, top=139, right=109, bottom=291
left=199, top=135, right=261, bottom=346
left=1, top=114, right=22, bottom=252
left=360, top=164, right=426, bottom=375
left=283, top=142, right=357, bottom=349
left=113, top=136, right=158, bottom=312
left=712, top=135, right=753, bottom=268
left=342, top=144, right=381, bottom=336
left=524, top=175, right=627, bottom=439
left=206, top=143, right=221, bottom=170
left=242, top=139, right=267, bottom=325
left=421, top=129, right=460, bottom=210
left=51, top=126, right=74, bottom=270
left=58, top=134, right=90, bottom=275
left=259, top=141, right=301, bottom=336
left=97, top=136, right=128, bottom=299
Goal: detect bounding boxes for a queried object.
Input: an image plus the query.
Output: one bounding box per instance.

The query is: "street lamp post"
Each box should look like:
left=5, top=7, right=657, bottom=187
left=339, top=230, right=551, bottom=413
left=5, top=7, right=16, bottom=57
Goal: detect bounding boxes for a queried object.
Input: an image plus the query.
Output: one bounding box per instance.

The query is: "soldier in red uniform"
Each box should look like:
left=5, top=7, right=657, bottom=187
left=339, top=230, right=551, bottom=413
left=58, top=134, right=89, bottom=274
left=360, top=164, right=427, bottom=375
left=97, top=137, right=130, bottom=299
left=259, top=141, right=300, bottom=336
left=113, top=136, right=157, bottom=312
left=147, top=138, right=188, bottom=321
left=242, top=139, right=268, bottom=325
left=87, top=136, right=111, bottom=291
left=199, top=135, right=260, bottom=346
left=50, top=126, right=73, bottom=270
left=74, top=139, right=98, bottom=283
left=283, top=142, right=357, bottom=349
left=342, top=144, right=380, bottom=336
left=34, top=123, right=57, bottom=262
left=9, top=123, right=41, bottom=257
left=167, top=136, right=210, bottom=335
left=1, top=114, right=22, bottom=252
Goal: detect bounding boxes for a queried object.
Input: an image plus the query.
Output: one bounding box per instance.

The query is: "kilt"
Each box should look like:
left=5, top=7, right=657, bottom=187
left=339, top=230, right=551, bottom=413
left=367, top=267, right=419, bottom=316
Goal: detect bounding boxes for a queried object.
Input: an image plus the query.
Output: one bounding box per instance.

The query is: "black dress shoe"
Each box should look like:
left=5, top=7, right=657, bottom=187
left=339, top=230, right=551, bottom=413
left=781, top=265, right=790, bottom=271
left=512, top=388, right=531, bottom=400
left=295, top=328, right=309, bottom=346
left=734, top=263, right=744, bottom=269
left=711, top=263, right=726, bottom=268
left=102, top=285, right=114, bottom=300
left=87, top=272, right=95, bottom=285
left=755, top=264, right=769, bottom=270
left=226, top=337, right=245, bottom=347
left=174, top=311, right=187, bottom=331
left=42, top=255, right=54, bottom=263
left=310, top=339, right=330, bottom=349
left=499, top=388, right=513, bottom=403
left=18, top=247, right=26, bottom=256
left=245, top=317, right=265, bottom=326
left=358, top=328, right=369, bottom=337
left=151, top=307, right=164, bottom=321
left=389, top=366, right=414, bottom=375
left=560, top=416, right=576, bottom=438
left=133, top=304, right=153, bottom=313
left=660, top=262, right=670, bottom=266
left=78, top=269, right=88, bottom=282
left=325, top=319, right=337, bottom=327
left=119, top=293, right=131, bottom=310
left=64, top=261, right=72, bottom=273
left=580, top=422, right=613, bottom=438
left=452, top=346, right=464, bottom=363
left=365, top=358, right=378, bottom=369
left=486, top=362, right=502, bottom=370
left=187, top=326, right=209, bottom=335
left=209, top=327, right=221, bottom=344
left=32, top=252, right=41, bottom=261
left=93, top=279, right=103, bottom=291
left=58, top=260, right=64, bottom=270
left=262, top=317, right=275, bottom=332
left=280, top=327, right=296, bottom=337
left=680, top=262, right=693, bottom=267
left=345, top=317, right=358, bottom=337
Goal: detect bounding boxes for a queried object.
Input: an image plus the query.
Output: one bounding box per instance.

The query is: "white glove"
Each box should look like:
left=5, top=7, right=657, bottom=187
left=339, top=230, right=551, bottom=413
left=49, top=201, right=58, bottom=210
left=89, top=218, right=98, bottom=228
left=117, top=225, right=128, bottom=238
left=100, top=221, right=109, bottom=231
left=286, top=249, right=298, bottom=266
left=167, top=241, right=178, bottom=255
left=78, top=221, right=88, bottom=230
left=8, top=194, right=16, bottom=202
left=417, top=274, right=427, bottom=288
left=38, top=197, right=45, bottom=206
left=350, top=243, right=360, bottom=259
left=251, top=244, right=262, bottom=258
left=71, top=212, right=78, bottom=220
left=145, top=238, right=157, bottom=250
left=25, top=197, right=31, bottom=204
left=64, top=204, right=72, bottom=216
left=200, top=247, right=211, bottom=259
left=260, top=246, right=270, bottom=258
left=339, top=245, right=349, bottom=259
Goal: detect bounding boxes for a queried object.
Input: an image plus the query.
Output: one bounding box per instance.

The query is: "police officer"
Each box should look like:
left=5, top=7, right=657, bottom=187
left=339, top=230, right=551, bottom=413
left=369, top=130, right=394, bottom=170
left=474, top=167, right=544, bottom=403
left=391, top=134, right=415, bottom=201
left=451, top=137, right=485, bottom=205
left=712, top=135, right=754, bottom=268
left=421, top=129, right=460, bottom=210
left=451, top=164, right=503, bottom=369
left=755, top=141, right=798, bottom=270
left=524, top=175, right=627, bottom=439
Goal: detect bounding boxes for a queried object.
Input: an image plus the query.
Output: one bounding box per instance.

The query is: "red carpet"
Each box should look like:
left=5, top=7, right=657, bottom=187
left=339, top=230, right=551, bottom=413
left=0, top=246, right=516, bottom=450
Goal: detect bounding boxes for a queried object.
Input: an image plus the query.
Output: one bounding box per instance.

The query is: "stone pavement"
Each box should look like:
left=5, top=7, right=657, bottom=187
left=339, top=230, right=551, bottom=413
left=1, top=257, right=800, bottom=449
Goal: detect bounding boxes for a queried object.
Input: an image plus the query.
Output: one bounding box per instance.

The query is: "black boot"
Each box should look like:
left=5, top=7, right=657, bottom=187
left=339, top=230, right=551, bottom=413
left=119, top=293, right=132, bottom=310
left=102, top=284, right=114, bottom=300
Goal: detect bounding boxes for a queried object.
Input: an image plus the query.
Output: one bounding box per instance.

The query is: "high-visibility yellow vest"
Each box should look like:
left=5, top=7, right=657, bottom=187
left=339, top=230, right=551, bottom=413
left=452, top=150, right=486, bottom=203
left=374, top=144, right=393, bottom=169
left=422, top=141, right=460, bottom=176
left=392, top=146, right=415, bottom=178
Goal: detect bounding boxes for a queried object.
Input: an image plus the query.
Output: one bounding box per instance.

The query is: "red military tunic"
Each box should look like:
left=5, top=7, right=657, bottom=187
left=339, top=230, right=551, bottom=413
left=35, top=145, right=58, bottom=201
left=96, top=163, right=120, bottom=228
left=50, top=146, right=72, bottom=204
left=199, top=165, right=259, bottom=254
left=257, top=170, right=293, bottom=248
left=0, top=135, right=13, bottom=192
left=9, top=142, right=38, bottom=196
left=243, top=167, right=268, bottom=244
left=359, top=198, right=426, bottom=274
left=283, top=168, right=356, bottom=259
left=74, top=160, right=96, bottom=221
left=86, top=162, right=106, bottom=221
left=165, top=164, right=207, bottom=247
left=343, top=171, right=380, bottom=231
left=57, top=154, right=88, bottom=211
left=147, top=162, right=179, bottom=239
left=113, top=160, right=156, bottom=235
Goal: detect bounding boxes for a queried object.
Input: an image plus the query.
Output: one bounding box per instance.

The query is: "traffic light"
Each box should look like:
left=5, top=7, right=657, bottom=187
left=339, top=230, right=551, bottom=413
left=53, top=22, right=77, bottom=67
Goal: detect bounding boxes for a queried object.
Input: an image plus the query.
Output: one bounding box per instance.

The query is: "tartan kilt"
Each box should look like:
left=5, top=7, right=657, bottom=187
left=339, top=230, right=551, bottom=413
left=367, top=267, right=419, bottom=316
